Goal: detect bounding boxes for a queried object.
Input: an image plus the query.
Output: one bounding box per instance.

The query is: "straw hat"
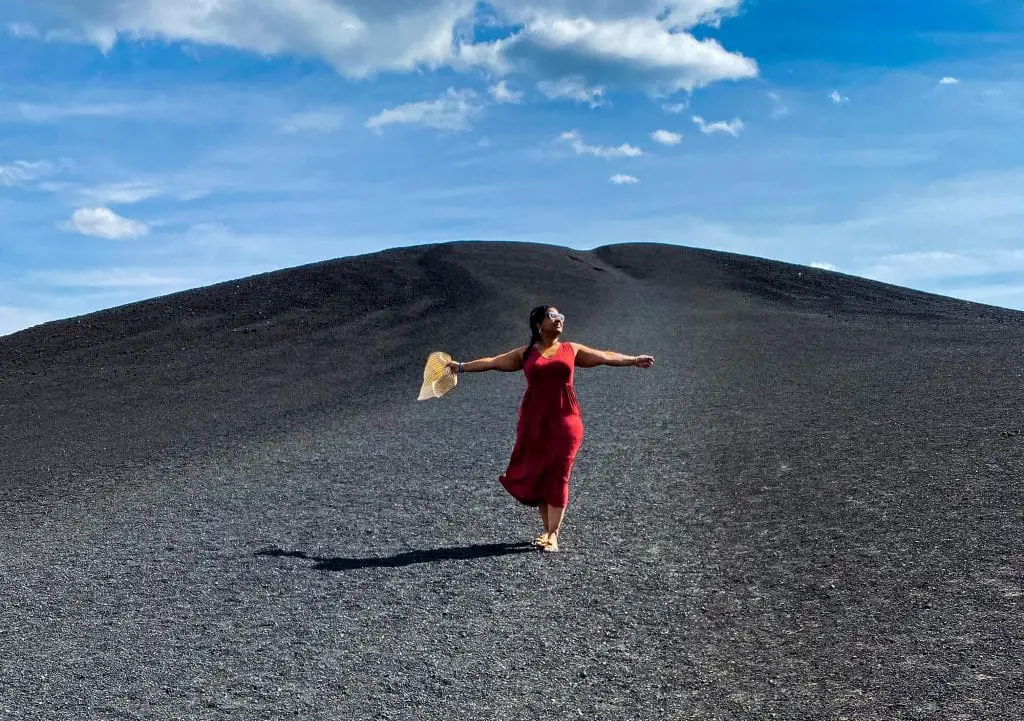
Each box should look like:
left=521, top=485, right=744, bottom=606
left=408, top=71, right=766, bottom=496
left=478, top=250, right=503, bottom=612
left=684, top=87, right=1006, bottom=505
left=417, top=351, right=458, bottom=400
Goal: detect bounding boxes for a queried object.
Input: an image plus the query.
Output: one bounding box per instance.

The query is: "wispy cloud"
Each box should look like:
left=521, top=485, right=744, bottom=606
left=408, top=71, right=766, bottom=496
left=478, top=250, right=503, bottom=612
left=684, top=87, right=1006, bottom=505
left=559, top=130, right=643, bottom=158
left=938, top=76, right=960, bottom=86
left=7, top=22, right=40, bottom=38
left=692, top=115, right=744, bottom=136
left=610, top=174, right=640, bottom=184
left=0, top=160, right=62, bottom=187
left=830, top=90, right=850, bottom=105
left=488, top=80, right=524, bottom=104
left=7, top=101, right=146, bottom=122
left=651, top=129, right=683, bottom=146
left=59, top=207, right=150, bottom=241
left=278, top=109, right=346, bottom=134
left=809, top=261, right=836, bottom=271
left=537, top=77, right=607, bottom=107
left=33, top=269, right=192, bottom=289
left=79, top=182, right=163, bottom=205
left=859, top=250, right=1024, bottom=286
left=366, top=88, right=482, bottom=132
left=0, top=305, right=55, bottom=337
left=768, top=91, right=789, bottom=118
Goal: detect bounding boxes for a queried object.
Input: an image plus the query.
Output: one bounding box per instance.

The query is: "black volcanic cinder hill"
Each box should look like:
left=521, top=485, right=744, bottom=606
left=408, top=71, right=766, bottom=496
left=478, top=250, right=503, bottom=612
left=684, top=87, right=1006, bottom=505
left=1, top=241, right=1021, bottom=720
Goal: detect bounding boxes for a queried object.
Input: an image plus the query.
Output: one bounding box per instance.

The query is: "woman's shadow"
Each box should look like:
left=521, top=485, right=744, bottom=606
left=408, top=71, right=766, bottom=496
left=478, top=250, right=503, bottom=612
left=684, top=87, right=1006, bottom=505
left=255, top=541, right=537, bottom=571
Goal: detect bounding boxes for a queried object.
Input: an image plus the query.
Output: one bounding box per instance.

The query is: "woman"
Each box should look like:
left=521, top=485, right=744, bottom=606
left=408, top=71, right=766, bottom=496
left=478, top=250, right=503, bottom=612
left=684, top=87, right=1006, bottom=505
left=448, top=305, right=655, bottom=552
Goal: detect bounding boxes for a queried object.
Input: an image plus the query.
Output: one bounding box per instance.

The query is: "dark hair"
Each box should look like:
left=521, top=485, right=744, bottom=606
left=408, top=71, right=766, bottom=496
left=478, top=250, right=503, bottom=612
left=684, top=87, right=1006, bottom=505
left=524, top=305, right=554, bottom=361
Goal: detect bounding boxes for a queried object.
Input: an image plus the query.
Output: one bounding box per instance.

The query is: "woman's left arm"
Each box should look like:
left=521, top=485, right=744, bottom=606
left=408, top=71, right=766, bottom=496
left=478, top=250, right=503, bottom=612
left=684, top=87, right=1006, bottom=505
left=571, top=343, right=655, bottom=369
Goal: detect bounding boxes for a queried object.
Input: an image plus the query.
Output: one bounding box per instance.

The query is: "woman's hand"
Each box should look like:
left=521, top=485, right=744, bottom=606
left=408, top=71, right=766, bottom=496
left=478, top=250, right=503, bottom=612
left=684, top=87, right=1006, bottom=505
left=447, top=360, right=460, bottom=374
left=634, top=355, right=655, bottom=369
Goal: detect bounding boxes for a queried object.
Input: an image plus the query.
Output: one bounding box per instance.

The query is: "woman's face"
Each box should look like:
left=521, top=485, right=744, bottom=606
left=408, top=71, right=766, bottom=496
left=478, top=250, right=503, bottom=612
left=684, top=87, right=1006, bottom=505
left=539, top=307, right=564, bottom=336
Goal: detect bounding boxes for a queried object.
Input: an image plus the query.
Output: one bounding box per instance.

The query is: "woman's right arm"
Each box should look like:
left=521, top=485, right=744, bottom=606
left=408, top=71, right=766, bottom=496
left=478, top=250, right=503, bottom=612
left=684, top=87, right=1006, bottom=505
left=448, top=346, right=526, bottom=374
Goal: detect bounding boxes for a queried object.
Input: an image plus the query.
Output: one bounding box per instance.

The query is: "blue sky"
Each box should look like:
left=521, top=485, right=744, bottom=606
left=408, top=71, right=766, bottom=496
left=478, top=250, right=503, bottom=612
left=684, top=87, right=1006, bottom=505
left=2, top=0, right=1023, bottom=335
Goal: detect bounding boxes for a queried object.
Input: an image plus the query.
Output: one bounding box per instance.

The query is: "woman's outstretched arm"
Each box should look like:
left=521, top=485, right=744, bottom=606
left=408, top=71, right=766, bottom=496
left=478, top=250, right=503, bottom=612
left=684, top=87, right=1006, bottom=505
left=571, top=343, right=655, bottom=369
left=447, top=346, right=526, bottom=374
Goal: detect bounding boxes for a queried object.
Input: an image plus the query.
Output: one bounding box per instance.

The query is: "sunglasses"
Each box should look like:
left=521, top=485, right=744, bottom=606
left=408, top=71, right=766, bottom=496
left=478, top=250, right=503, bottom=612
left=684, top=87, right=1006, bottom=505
left=547, top=311, right=565, bottom=322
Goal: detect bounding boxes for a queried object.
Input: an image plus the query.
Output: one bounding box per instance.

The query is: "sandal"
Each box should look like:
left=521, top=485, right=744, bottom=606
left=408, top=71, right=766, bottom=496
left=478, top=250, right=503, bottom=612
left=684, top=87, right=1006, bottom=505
left=532, top=533, right=550, bottom=547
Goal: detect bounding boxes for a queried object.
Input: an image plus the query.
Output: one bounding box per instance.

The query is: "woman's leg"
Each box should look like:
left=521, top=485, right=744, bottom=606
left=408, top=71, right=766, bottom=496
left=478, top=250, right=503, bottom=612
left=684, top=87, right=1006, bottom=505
left=534, top=503, right=550, bottom=544
left=540, top=505, right=565, bottom=552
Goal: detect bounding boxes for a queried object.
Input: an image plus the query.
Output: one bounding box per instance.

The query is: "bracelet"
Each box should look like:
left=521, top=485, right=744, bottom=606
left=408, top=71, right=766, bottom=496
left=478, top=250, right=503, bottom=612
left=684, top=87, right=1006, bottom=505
left=458, top=362, right=464, bottom=374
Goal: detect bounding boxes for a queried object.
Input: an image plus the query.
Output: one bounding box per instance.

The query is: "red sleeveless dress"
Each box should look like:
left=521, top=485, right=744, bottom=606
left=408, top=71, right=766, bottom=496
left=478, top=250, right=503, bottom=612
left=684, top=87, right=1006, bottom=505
left=499, top=342, right=585, bottom=509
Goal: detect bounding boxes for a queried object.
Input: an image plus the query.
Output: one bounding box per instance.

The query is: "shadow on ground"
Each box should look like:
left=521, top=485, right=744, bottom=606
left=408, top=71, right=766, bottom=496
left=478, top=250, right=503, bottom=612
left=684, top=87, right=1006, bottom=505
left=256, top=541, right=537, bottom=571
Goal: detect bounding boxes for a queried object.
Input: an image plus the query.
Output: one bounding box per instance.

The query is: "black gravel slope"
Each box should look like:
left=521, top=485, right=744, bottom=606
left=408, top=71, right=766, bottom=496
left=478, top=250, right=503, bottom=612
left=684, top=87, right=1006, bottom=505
left=1, top=241, right=1021, bottom=720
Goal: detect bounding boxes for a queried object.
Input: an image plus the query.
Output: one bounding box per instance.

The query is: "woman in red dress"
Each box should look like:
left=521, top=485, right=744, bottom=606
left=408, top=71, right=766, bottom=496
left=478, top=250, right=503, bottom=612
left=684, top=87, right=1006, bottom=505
left=448, top=305, right=655, bottom=552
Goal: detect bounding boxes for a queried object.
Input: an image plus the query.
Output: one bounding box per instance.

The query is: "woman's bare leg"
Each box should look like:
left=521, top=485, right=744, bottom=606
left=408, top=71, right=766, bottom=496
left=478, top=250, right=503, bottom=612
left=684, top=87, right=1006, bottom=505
left=543, top=505, right=566, bottom=551
left=534, top=504, right=550, bottom=545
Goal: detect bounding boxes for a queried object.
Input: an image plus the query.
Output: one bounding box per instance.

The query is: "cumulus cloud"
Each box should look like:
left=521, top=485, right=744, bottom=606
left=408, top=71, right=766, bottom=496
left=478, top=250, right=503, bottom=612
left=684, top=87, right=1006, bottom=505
left=488, top=80, right=524, bottom=104
left=60, top=207, right=150, bottom=240
left=366, top=88, right=482, bottom=132
left=559, top=130, right=643, bottom=158
left=498, top=12, right=757, bottom=94
left=31, top=1, right=757, bottom=94
left=692, top=115, right=743, bottom=136
left=938, top=76, right=960, bottom=86
left=537, top=77, right=607, bottom=107
left=830, top=90, right=850, bottom=105
left=651, top=129, right=682, bottom=145
left=610, top=174, right=640, bottom=184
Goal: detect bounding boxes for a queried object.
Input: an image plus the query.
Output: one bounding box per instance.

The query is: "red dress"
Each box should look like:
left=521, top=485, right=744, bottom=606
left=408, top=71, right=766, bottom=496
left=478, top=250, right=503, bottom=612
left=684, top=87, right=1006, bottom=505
left=499, top=342, right=585, bottom=509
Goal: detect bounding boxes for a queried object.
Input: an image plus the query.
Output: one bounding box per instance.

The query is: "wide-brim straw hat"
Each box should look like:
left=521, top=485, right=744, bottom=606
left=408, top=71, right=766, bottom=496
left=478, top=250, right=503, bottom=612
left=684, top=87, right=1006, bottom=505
left=417, top=351, right=458, bottom=400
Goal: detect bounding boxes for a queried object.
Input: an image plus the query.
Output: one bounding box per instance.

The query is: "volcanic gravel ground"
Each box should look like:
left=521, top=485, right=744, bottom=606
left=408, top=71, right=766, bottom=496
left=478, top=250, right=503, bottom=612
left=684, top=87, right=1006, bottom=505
left=1, top=242, right=1021, bottom=719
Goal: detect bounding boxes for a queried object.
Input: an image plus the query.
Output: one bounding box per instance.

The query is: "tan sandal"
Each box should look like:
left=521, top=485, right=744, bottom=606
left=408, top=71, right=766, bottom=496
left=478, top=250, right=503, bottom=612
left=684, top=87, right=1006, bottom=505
left=540, top=536, right=559, bottom=552
left=532, top=533, right=550, bottom=547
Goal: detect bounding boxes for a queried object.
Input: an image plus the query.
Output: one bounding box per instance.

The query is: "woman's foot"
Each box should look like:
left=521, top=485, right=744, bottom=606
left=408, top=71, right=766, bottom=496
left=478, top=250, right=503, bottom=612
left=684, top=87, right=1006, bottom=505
left=540, top=534, right=559, bottom=552
left=533, top=532, right=550, bottom=547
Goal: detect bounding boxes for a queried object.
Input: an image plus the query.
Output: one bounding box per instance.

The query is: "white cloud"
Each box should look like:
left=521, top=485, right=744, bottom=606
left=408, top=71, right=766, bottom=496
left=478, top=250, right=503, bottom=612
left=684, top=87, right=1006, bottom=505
left=809, top=262, right=836, bottom=271
left=497, top=12, right=757, bottom=94
left=488, top=80, right=524, bottom=104
left=0, top=160, right=60, bottom=187
left=610, top=174, right=640, bottom=184
left=559, top=129, right=643, bottom=158
left=33, top=1, right=757, bottom=94
left=7, top=22, right=40, bottom=38
left=662, top=102, right=688, bottom=113
left=938, top=76, right=960, bottom=85
left=830, top=90, right=850, bottom=105
left=278, top=109, right=345, bottom=133
left=80, top=182, right=162, bottom=205
left=366, top=88, right=482, bottom=132
left=537, top=77, right=607, bottom=107
left=691, top=115, right=743, bottom=136
left=60, top=207, right=150, bottom=240
left=651, top=129, right=682, bottom=145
